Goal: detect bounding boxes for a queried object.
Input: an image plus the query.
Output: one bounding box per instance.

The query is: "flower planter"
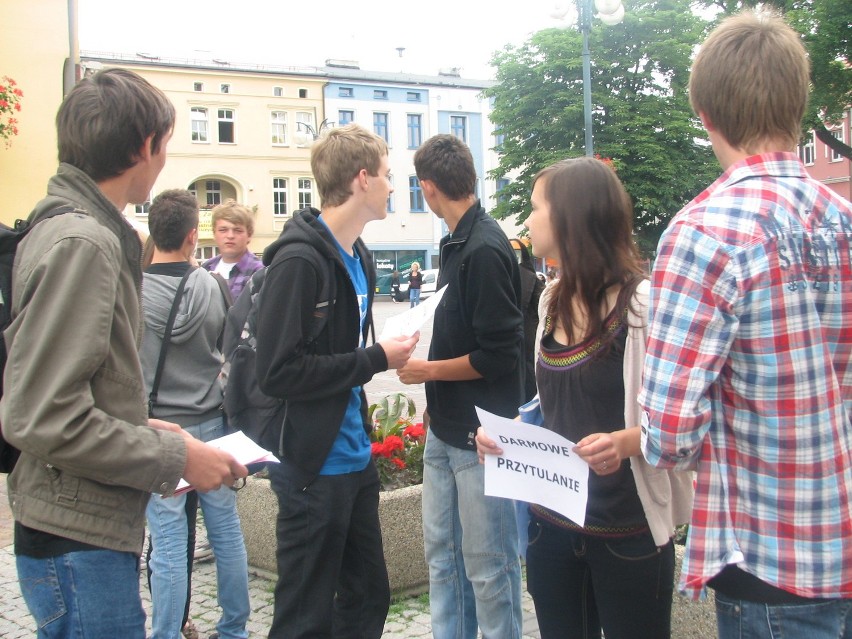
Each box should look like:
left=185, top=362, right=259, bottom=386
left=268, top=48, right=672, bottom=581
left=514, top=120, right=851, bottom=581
left=237, top=476, right=429, bottom=596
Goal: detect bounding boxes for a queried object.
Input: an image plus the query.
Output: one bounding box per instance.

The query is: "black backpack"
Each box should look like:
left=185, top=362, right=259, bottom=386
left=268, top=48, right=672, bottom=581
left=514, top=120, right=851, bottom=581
left=221, top=245, right=336, bottom=455
left=0, top=205, right=77, bottom=473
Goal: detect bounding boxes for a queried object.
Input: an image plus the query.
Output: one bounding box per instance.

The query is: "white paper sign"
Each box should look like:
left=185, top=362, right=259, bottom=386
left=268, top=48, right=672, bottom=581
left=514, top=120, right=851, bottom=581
left=476, top=406, right=589, bottom=527
left=174, top=430, right=279, bottom=495
left=379, top=284, right=448, bottom=340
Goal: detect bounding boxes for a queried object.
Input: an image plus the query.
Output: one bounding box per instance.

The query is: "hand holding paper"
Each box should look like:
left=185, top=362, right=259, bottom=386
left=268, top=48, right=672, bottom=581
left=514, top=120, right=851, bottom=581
left=176, top=430, right=279, bottom=495
left=475, top=406, right=589, bottom=527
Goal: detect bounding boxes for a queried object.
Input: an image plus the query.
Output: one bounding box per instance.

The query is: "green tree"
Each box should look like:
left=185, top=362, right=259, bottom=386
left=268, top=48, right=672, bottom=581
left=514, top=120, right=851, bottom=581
left=701, top=0, right=851, bottom=159
left=486, top=0, right=719, bottom=255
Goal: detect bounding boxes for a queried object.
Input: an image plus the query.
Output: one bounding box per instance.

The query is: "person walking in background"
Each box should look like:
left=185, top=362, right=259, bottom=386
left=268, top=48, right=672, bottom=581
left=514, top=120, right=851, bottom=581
left=141, top=190, right=250, bottom=639
left=255, top=124, right=418, bottom=639
left=477, top=157, right=693, bottom=639
left=390, top=268, right=401, bottom=303
left=203, top=199, right=263, bottom=301
left=639, top=11, right=852, bottom=638
left=1, top=68, right=246, bottom=638
left=398, top=134, right=525, bottom=639
left=408, top=261, right=423, bottom=307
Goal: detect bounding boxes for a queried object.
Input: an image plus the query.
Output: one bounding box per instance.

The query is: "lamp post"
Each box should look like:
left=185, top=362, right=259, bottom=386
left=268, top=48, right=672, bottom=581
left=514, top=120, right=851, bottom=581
left=294, top=118, right=335, bottom=147
left=550, top=0, right=625, bottom=157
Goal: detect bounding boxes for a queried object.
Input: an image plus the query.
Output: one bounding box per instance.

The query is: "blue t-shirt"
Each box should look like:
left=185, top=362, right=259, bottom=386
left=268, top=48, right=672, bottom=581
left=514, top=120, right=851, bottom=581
left=318, top=216, right=371, bottom=475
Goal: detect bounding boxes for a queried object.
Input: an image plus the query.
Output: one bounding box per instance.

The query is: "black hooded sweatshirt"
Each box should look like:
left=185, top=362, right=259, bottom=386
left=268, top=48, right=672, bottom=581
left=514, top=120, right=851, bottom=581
left=255, top=208, right=388, bottom=486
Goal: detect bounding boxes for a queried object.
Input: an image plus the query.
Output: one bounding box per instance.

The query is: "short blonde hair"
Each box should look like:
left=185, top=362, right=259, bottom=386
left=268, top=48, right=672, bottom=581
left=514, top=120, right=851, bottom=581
left=689, top=10, right=810, bottom=152
left=310, top=124, right=388, bottom=208
left=211, top=199, right=255, bottom=236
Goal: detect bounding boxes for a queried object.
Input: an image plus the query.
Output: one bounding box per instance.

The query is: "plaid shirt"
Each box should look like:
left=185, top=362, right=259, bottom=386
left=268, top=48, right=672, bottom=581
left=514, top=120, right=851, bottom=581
left=202, top=251, right=263, bottom=301
left=639, top=153, right=852, bottom=600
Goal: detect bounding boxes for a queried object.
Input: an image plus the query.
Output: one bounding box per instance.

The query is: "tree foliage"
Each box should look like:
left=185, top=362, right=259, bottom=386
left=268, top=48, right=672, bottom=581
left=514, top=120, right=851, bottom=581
left=700, top=0, right=851, bottom=159
left=486, top=0, right=719, bottom=254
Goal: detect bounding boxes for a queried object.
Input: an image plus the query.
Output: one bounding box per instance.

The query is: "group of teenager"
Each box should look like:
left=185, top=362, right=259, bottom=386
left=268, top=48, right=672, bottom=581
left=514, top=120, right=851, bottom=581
left=2, top=8, right=850, bottom=639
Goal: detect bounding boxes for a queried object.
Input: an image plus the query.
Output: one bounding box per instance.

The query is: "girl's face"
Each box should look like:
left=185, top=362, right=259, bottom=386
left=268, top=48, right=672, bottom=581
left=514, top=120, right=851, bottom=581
left=525, top=179, right=556, bottom=260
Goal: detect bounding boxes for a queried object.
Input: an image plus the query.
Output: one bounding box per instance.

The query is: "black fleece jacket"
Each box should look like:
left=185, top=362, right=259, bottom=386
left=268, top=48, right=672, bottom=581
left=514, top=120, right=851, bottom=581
left=255, top=208, right=388, bottom=484
left=427, top=201, right=525, bottom=450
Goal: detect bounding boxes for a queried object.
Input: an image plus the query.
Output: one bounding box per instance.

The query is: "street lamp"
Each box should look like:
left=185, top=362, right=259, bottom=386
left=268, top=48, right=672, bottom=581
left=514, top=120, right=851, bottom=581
left=550, top=0, right=625, bottom=156
left=294, top=119, right=335, bottom=147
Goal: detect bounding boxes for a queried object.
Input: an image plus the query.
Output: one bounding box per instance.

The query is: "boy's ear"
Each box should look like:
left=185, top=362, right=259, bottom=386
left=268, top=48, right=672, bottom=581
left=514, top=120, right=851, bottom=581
left=698, top=112, right=715, bottom=133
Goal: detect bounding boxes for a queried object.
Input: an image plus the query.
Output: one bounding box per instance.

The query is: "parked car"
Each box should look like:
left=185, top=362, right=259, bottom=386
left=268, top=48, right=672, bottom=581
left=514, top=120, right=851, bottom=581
left=397, top=269, right=439, bottom=302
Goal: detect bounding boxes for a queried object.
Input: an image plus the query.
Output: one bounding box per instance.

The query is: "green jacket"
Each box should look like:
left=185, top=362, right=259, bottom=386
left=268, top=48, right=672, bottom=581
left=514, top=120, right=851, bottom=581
left=1, top=164, right=186, bottom=554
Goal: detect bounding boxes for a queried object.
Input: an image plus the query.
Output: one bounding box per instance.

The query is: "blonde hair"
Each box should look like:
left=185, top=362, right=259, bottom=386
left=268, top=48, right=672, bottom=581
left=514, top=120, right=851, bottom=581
left=689, top=10, right=810, bottom=152
left=310, top=124, right=388, bottom=208
left=211, top=199, right=255, bottom=236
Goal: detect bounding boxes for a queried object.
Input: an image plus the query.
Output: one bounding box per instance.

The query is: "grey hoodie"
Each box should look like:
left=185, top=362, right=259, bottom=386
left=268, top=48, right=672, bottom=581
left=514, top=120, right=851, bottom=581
left=140, top=264, right=227, bottom=426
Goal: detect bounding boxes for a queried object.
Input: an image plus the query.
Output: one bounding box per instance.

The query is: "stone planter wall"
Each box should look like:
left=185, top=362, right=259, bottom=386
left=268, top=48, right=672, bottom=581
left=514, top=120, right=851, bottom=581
left=236, top=476, right=429, bottom=596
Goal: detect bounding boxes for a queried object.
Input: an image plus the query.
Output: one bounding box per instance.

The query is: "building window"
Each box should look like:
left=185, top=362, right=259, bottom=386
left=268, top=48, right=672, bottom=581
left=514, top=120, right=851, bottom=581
left=273, top=178, right=289, bottom=215
left=299, top=88, right=308, bottom=98
left=407, top=114, right=422, bottom=149
left=338, top=110, right=354, bottom=125
left=220, top=83, right=230, bottom=94
left=191, top=107, right=209, bottom=142
left=134, top=195, right=152, bottom=216
left=494, top=126, right=505, bottom=151
left=407, top=91, right=421, bottom=102
left=273, top=86, right=283, bottom=97
left=196, top=245, right=217, bottom=262
left=339, top=86, right=353, bottom=98
left=374, top=89, right=388, bottom=100
left=799, top=134, right=815, bottom=165
left=373, top=112, right=389, bottom=143
left=298, top=178, right=313, bottom=209
left=271, top=111, right=287, bottom=145
left=496, top=178, right=510, bottom=203
left=296, top=111, right=315, bottom=142
left=450, top=116, right=467, bottom=142
left=218, top=109, right=235, bottom=143
left=206, top=180, right=222, bottom=207
left=409, top=176, right=425, bottom=212
left=830, top=128, right=845, bottom=162
left=193, top=82, right=203, bottom=92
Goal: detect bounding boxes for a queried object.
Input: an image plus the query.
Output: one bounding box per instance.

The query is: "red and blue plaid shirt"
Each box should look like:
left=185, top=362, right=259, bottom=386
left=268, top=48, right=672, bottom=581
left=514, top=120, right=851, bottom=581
left=639, top=153, right=852, bottom=600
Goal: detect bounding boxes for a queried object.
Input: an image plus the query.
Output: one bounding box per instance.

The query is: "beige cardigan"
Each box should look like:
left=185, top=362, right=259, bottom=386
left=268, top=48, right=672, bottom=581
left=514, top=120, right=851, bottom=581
left=536, top=280, right=694, bottom=545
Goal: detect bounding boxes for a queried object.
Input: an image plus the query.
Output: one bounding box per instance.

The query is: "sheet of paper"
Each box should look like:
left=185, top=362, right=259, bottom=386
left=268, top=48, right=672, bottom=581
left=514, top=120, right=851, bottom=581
left=174, top=430, right=279, bottom=495
left=379, top=284, right=448, bottom=340
left=476, top=406, right=589, bottom=527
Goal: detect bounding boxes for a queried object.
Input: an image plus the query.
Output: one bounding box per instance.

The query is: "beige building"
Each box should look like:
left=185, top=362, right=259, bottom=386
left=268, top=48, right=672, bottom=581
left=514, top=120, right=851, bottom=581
left=0, top=0, right=71, bottom=226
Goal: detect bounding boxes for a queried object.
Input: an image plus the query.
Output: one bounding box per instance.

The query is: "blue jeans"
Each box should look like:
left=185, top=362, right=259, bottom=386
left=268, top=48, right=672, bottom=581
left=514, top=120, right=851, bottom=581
left=422, top=428, right=522, bottom=639
left=17, top=549, right=146, bottom=638
left=715, top=592, right=852, bottom=639
left=525, top=515, right=674, bottom=639
left=410, top=288, right=421, bottom=307
left=147, top=415, right=249, bottom=639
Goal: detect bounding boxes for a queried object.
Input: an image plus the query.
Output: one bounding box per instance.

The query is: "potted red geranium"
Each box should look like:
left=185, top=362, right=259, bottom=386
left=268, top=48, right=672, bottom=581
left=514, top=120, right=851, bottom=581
left=368, top=392, right=425, bottom=491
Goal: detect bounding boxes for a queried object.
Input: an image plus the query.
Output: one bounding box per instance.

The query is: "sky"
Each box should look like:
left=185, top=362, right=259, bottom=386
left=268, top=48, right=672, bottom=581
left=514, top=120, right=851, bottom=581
left=77, top=0, right=566, bottom=80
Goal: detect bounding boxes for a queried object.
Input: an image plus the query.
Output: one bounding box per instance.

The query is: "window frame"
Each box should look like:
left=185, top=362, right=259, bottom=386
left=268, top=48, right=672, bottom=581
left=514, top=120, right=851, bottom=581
left=270, top=110, right=288, bottom=146
left=217, top=108, right=236, bottom=144
left=298, top=177, right=313, bottom=210
left=373, top=112, right=389, bottom=143
left=273, top=177, right=289, bottom=216
left=190, top=107, right=209, bottom=143
left=407, top=113, right=422, bottom=149
left=409, top=176, right=425, bottom=212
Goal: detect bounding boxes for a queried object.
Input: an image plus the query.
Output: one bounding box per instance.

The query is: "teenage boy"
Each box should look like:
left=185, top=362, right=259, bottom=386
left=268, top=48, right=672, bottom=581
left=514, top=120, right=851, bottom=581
left=203, top=199, right=263, bottom=301
left=399, top=134, right=525, bottom=638
left=255, top=123, right=419, bottom=639
left=1, top=68, right=246, bottom=638
left=639, top=11, right=852, bottom=638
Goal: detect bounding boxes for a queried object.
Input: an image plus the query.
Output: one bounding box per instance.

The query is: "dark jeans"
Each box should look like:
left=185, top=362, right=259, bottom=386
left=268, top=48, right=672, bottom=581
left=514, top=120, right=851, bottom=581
left=268, top=459, right=390, bottom=639
left=526, top=515, right=675, bottom=639
left=146, top=490, right=198, bottom=628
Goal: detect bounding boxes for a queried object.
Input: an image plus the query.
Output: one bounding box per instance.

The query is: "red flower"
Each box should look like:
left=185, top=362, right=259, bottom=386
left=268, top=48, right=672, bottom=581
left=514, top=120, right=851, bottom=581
left=371, top=441, right=390, bottom=458
left=403, top=423, right=425, bottom=440
left=391, top=458, right=406, bottom=469
left=383, top=435, right=405, bottom=453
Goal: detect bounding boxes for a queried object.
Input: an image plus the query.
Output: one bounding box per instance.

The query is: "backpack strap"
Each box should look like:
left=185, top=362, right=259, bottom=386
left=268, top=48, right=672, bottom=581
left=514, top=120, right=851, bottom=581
left=210, top=272, right=233, bottom=352
left=148, top=268, right=195, bottom=417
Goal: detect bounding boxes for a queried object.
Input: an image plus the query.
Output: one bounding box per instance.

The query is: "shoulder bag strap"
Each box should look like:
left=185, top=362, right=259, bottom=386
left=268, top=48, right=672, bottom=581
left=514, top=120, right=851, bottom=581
left=148, top=268, right=195, bottom=417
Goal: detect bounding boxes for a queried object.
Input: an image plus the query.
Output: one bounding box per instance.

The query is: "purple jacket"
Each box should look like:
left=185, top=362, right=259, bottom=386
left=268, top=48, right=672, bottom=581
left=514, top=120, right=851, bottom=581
left=202, top=251, right=264, bottom=300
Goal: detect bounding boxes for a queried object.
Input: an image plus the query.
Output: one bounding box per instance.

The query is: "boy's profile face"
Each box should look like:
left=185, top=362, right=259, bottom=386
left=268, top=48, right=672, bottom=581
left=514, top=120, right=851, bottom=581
left=214, top=221, right=251, bottom=262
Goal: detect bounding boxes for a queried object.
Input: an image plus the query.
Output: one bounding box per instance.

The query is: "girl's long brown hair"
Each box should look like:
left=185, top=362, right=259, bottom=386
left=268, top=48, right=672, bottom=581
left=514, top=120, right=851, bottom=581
left=533, top=157, right=645, bottom=348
